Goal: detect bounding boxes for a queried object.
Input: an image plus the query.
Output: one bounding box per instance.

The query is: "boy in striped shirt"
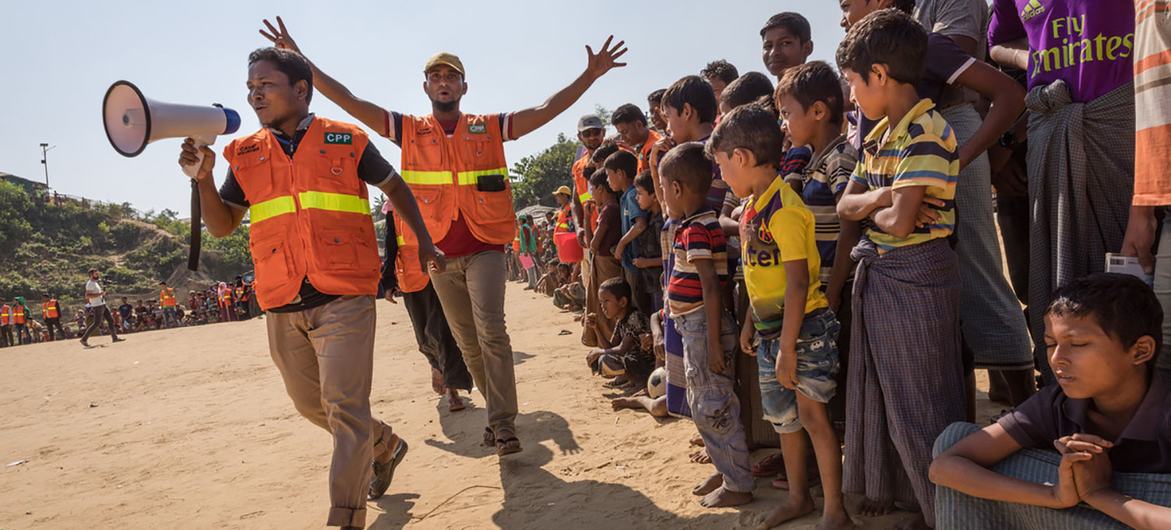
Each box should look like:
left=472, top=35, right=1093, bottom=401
left=659, top=142, right=753, bottom=509
left=834, top=10, right=966, bottom=527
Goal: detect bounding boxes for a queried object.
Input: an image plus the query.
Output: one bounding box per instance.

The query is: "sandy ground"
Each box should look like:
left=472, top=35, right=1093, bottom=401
left=0, top=283, right=1001, bottom=530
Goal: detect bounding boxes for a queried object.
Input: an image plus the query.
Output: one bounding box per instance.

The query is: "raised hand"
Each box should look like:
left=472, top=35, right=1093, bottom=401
left=585, top=36, right=628, bottom=80
left=259, top=16, right=301, bottom=54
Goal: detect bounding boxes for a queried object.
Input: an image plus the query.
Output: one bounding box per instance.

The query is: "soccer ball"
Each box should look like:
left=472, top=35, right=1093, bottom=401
left=646, top=367, right=667, bottom=398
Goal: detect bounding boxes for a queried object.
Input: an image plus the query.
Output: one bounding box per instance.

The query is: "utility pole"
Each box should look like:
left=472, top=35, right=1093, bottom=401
left=39, top=143, right=55, bottom=188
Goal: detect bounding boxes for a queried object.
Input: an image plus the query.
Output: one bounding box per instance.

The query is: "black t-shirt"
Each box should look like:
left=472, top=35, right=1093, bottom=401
left=216, top=115, right=398, bottom=313
left=118, top=304, right=133, bottom=319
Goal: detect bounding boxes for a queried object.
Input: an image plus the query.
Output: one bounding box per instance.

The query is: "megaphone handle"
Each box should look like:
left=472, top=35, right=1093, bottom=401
left=188, top=179, right=202, bottom=272
left=184, top=135, right=213, bottom=272
left=181, top=135, right=216, bottom=179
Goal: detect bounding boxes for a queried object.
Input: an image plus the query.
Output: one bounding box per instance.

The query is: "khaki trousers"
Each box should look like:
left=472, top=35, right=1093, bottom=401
left=429, top=250, right=519, bottom=434
left=266, top=295, right=394, bottom=528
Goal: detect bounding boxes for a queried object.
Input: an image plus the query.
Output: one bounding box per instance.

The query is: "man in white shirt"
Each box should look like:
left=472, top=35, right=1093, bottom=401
left=80, top=268, right=124, bottom=347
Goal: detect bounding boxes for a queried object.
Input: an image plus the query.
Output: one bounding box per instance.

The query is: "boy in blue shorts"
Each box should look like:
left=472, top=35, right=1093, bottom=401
left=660, top=142, right=753, bottom=508
left=710, top=104, right=853, bottom=529
left=834, top=9, right=966, bottom=527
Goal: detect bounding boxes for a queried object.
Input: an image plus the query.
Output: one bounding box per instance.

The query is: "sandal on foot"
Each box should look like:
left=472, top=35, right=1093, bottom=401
left=482, top=427, right=496, bottom=448
left=495, top=431, right=523, bottom=456
left=368, top=438, right=408, bottom=500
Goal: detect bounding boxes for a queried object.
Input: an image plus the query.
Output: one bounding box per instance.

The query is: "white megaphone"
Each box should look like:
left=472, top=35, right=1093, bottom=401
left=102, top=80, right=241, bottom=178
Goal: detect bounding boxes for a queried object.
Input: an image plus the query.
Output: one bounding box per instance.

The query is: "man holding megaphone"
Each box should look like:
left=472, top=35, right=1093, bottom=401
left=179, top=47, right=442, bottom=530
left=259, top=16, right=627, bottom=459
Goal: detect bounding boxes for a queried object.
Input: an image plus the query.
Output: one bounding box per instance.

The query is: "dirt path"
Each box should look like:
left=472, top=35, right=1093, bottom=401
left=0, top=283, right=999, bottom=529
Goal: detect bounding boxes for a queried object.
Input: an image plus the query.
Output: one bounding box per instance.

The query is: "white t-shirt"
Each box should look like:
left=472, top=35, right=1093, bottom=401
left=85, top=279, right=106, bottom=308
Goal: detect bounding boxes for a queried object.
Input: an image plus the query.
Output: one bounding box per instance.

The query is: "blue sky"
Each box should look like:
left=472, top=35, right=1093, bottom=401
left=0, top=1, right=846, bottom=213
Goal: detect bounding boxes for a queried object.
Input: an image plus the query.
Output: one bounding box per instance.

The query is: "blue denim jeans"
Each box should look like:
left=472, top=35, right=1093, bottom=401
left=757, top=308, right=841, bottom=434
left=675, top=309, right=753, bottom=492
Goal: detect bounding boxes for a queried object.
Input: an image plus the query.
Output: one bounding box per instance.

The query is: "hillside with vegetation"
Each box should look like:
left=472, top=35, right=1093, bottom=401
left=0, top=174, right=252, bottom=307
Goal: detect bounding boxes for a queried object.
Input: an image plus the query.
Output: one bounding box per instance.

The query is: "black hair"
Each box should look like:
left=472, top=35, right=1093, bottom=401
left=701, top=60, right=740, bottom=85
left=588, top=168, right=615, bottom=195
left=589, top=140, right=622, bottom=167
left=557, top=262, right=571, bottom=273
left=835, top=9, right=927, bottom=85
left=660, top=142, right=714, bottom=194
left=662, top=76, right=718, bottom=124
left=1047, top=273, right=1164, bottom=354
left=647, top=89, right=666, bottom=106
left=599, top=277, right=632, bottom=303
left=776, top=61, right=846, bottom=126
left=248, top=47, right=314, bottom=103
left=611, top=103, right=648, bottom=126
left=634, top=171, right=656, bottom=196
left=891, top=0, right=917, bottom=14
left=706, top=103, right=784, bottom=168
left=603, top=150, right=639, bottom=180
left=720, top=72, right=775, bottom=110
left=760, top=12, right=812, bottom=43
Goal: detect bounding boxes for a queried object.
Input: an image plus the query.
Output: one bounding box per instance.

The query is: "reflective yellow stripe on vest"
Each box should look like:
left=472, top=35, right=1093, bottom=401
left=579, top=191, right=592, bottom=203
left=456, top=167, right=508, bottom=186
left=395, top=235, right=406, bottom=246
left=298, top=191, right=370, bottom=216
left=250, top=196, right=296, bottom=224
left=401, top=170, right=452, bottom=186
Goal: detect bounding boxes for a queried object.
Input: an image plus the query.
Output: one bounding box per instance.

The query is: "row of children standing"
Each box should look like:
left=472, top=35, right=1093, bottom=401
left=566, top=3, right=1068, bottom=528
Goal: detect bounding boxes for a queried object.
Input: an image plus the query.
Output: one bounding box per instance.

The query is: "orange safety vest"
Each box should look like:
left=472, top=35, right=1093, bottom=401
left=637, top=129, right=661, bottom=176
left=13, top=305, right=25, bottom=325
left=0, top=304, right=10, bottom=326
left=396, top=113, right=517, bottom=248
left=159, top=288, right=177, bottom=308
left=224, top=117, right=381, bottom=310
left=571, top=151, right=599, bottom=232
left=42, top=300, right=59, bottom=319
left=393, top=234, right=431, bottom=293
left=554, top=204, right=572, bottom=233
left=234, top=286, right=246, bottom=301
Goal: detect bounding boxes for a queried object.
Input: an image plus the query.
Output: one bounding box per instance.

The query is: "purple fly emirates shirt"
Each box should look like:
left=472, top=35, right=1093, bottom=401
left=989, top=0, right=1135, bottom=103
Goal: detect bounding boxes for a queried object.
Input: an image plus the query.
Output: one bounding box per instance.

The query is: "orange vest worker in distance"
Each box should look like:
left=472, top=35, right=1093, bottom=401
left=159, top=287, right=177, bottom=308
left=396, top=113, right=516, bottom=249
left=224, top=118, right=382, bottom=310
left=1, top=304, right=11, bottom=326
left=13, top=305, right=25, bottom=325
left=42, top=298, right=60, bottom=319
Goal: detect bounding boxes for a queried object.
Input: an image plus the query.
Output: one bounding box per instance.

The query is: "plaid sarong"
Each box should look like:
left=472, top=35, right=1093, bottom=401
left=1026, top=81, right=1135, bottom=382
left=844, top=238, right=966, bottom=528
left=934, top=422, right=1171, bottom=529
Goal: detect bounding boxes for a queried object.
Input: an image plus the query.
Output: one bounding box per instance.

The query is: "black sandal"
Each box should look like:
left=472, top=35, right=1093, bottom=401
left=495, top=435, right=522, bottom=456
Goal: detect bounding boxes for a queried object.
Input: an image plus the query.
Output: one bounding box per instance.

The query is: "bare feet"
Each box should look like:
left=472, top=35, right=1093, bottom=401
left=692, top=473, right=723, bottom=496
left=447, top=389, right=465, bottom=412
left=689, top=448, right=712, bottom=464
left=699, top=485, right=752, bottom=508
left=757, top=496, right=814, bottom=529
left=430, top=368, right=445, bottom=395
left=816, top=511, right=858, bottom=530
left=611, top=397, right=639, bottom=411
left=859, top=497, right=893, bottom=517
left=690, top=433, right=705, bottom=447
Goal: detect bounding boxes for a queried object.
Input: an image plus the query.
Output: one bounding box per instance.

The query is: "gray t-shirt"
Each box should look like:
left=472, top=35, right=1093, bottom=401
left=914, top=0, right=989, bottom=109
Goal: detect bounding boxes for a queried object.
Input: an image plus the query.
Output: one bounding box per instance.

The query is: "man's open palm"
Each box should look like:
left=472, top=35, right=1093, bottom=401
left=586, top=36, right=628, bottom=79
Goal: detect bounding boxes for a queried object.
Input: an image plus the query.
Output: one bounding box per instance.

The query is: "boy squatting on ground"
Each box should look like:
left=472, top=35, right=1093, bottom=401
left=659, top=142, right=754, bottom=508
left=834, top=10, right=966, bottom=528
left=585, top=278, right=654, bottom=389
left=931, top=273, right=1171, bottom=530
left=710, top=103, right=853, bottom=530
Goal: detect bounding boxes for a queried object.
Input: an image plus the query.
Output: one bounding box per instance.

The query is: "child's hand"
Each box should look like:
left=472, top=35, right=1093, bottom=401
left=586, top=349, right=603, bottom=368
left=915, top=197, right=946, bottom=227
left=739, top=324, right=756, bottom=356
left=776, top=347, right=799, bottom=390
left=1050, top=447, right=1092, bottom=509
left=614, top=242, right=627, bottom=260
left=1059, top=434, right=1114, bottom=500
left=584, top=312, right=597, bottom=329
left=707, top=337, right=726, bottom=374
left=639, top=333, right=653, bottom=352
left=654, top=343, right=665, bottom=363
